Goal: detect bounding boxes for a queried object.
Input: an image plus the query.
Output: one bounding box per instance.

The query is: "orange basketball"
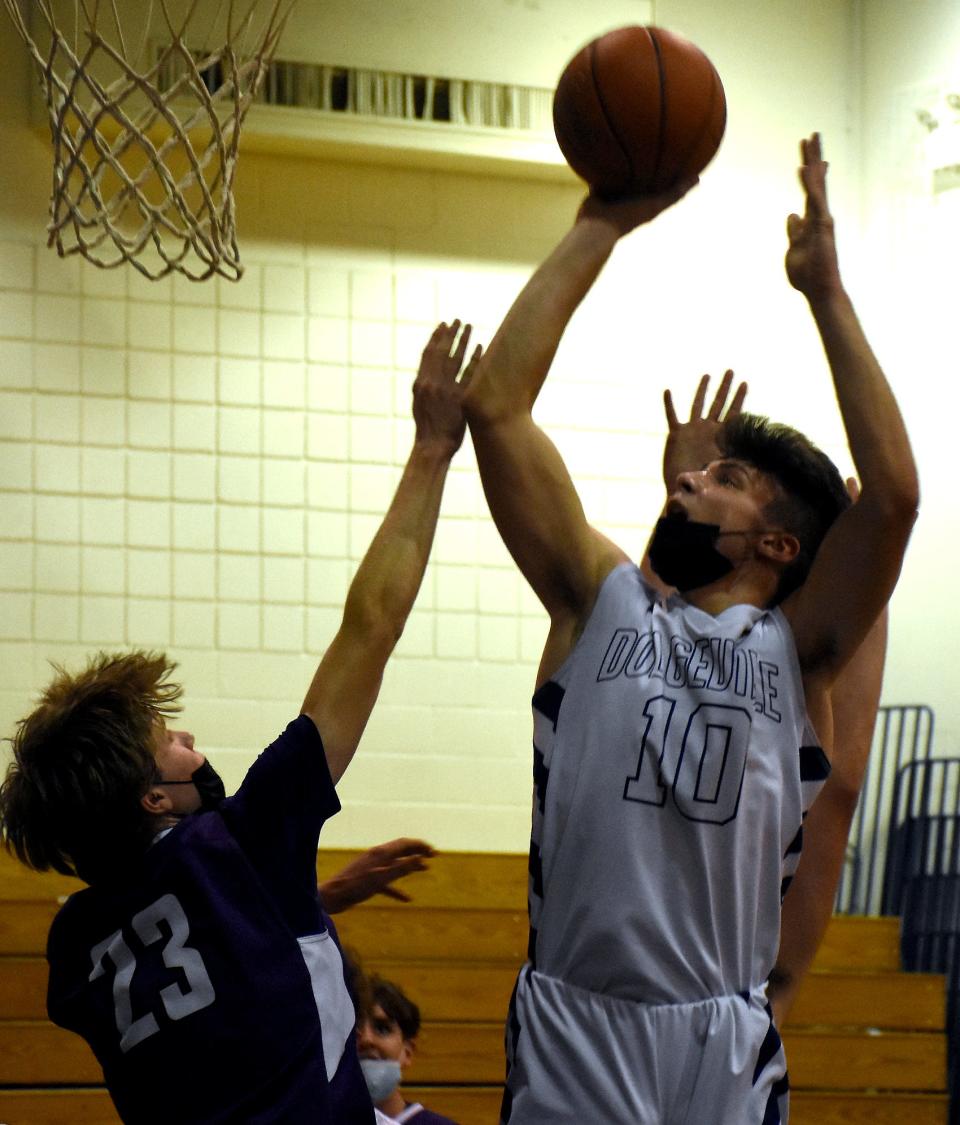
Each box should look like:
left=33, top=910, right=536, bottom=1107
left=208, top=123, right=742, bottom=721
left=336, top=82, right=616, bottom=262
left=552, top=25, right=726, bottom=197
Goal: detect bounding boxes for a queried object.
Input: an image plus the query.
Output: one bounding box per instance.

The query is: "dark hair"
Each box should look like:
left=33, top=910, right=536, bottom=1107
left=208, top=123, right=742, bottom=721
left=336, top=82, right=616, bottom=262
left=369, top=975, right=421, bottom=1041
left=0, top=651, right=182, bottom=886
left=721, top=413, right=851, bottom=604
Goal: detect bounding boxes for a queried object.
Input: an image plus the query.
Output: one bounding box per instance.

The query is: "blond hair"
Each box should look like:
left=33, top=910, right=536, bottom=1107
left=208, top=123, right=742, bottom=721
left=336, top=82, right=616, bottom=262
left=0, top=651, right=182, bottom=885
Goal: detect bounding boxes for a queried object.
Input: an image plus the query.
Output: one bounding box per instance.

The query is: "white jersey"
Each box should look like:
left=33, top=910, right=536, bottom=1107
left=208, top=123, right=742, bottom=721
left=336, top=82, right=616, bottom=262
left=527, top=563, right=828, bottom=1004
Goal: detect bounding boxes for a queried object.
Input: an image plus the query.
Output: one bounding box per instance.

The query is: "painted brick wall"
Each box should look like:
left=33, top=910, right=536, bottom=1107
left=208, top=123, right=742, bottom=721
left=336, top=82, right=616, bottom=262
left=1, top=1, right=882, bottom=852
left=0, top=123, right=671, bottom=850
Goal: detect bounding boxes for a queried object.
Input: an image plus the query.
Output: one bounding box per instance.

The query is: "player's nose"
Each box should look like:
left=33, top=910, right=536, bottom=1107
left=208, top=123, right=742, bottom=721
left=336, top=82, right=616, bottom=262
left=676, top=469, right=702, bottom=494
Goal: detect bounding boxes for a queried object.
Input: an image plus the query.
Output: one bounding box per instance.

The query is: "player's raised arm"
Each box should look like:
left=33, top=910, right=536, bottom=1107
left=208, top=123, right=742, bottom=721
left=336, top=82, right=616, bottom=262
left=781, top=135, right=918, bottom=686
left=464, top=184, right=697, bottom=626
left=770, top=605, right=888, bottom=1026
left=302, top=322, right=479, bottom=784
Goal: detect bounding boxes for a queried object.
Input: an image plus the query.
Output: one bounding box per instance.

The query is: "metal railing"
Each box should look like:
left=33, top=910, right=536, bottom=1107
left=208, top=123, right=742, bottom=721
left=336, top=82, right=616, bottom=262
left=886, top=762, right=960, bottom=1123
left=834, top=704, right=935, bottom=916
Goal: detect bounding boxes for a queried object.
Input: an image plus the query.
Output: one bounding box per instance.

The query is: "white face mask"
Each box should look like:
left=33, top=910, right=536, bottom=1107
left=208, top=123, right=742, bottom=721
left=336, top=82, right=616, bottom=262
left=360, top=1057, right=402, bottom=1103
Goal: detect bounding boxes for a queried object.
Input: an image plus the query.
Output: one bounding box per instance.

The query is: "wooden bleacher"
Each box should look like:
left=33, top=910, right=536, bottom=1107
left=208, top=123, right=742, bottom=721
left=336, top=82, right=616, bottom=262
left=0, top=849, right=949, bottom=1124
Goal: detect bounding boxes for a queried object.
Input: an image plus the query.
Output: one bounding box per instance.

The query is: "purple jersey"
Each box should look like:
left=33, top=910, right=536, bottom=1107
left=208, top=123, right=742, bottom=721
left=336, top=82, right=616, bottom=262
left=46, top=716, right=374, bottom=1124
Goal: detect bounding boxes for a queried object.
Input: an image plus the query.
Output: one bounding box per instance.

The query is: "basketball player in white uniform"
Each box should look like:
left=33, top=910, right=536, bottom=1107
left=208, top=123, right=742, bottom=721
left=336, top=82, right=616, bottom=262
left=463, top=134, right=917, bottom=1124
left=656, top=374, right=891, bottom=1031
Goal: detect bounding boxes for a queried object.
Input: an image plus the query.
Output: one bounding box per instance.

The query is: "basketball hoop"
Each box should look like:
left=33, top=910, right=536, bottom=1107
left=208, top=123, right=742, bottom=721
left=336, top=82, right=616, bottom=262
left=2, top=0, right=293, bottom=281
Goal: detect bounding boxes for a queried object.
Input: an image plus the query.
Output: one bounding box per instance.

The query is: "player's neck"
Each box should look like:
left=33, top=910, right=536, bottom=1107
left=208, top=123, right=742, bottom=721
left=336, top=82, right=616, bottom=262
left=151, top=814, right=180, bottom=836
left=377, top=1089, right=407, bottom=1118
left=681, top=568, right=775, bottom=616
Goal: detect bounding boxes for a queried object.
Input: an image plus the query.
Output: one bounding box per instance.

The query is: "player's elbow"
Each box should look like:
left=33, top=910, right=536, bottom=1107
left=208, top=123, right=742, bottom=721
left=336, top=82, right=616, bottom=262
left=868, top=473, right=920, bottom=525
left=822, top=772, right=865, bottom=812
left=462, top=363, right=532, bottom=427
left=888, top=476, right=920, bottom=524
left=463, top=384, right=506, bottom=428
left=855, top=481, right=919, bottom=553
left=341, top=595, right=404, bottom=657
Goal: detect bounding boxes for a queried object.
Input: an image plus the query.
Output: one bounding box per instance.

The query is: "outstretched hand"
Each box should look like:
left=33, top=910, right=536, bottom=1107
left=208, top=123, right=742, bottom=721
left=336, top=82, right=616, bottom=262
left=319, top=838, right=436, bottom=914
left=785, top=133, right=843, bottom=302
left=413, top=320, right=482, bottom=454
left=577, top=174, right=700, bottom=238
left=662, top=370, right=747, bottom=489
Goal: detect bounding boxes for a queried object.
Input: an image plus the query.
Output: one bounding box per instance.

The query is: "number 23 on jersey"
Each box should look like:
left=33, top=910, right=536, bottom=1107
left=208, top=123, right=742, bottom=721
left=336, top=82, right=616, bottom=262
left=89, top=893, right=215, bottom=1052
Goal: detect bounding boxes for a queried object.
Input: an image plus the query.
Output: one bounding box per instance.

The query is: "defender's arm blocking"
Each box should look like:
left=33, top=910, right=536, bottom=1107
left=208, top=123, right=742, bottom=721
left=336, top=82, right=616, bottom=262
left=302, top=322, right=479, bottom=783
left=783, top=135, right=917, bottom=687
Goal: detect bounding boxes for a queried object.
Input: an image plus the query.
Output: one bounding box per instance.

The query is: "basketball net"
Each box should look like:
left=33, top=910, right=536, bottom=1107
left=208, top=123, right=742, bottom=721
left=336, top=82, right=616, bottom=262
left=2, top=0, right=293, bottom=281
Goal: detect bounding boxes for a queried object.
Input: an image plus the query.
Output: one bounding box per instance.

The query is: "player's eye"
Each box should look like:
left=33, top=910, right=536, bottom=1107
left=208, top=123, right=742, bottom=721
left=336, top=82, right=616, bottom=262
left=374, top=1020, right=393, bottom=1036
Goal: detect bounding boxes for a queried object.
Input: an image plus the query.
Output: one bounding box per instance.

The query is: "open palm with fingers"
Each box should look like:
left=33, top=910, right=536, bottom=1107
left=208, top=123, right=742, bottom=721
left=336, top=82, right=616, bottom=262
left=662, top=370, right=748, bottom=489
left=413, top=319, right=483, bottom=453
left=785, top=133, right=843, bottom=301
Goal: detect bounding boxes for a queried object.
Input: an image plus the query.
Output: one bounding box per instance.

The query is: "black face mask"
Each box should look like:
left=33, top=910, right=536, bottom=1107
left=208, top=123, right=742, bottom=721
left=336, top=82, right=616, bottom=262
left=159, top=760, right=226, bottom=812
left=648, top=517, right=736, bottom=592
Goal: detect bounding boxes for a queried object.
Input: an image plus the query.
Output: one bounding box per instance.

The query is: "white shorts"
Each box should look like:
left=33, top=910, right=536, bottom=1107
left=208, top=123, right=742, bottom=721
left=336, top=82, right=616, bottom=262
left=501, top=966, right=788, bottom=1125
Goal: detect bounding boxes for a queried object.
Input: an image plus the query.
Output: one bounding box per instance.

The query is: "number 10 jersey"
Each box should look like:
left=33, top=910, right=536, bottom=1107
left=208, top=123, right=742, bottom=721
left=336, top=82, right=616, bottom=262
left=527, top=563, right=829, bottom=1004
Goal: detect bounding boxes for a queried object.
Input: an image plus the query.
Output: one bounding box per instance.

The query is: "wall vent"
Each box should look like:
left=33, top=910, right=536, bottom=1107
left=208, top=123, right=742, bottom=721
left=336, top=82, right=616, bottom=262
left=154, top=47, right=571, bottom=180
left=25, top=0, right=651, bottom=182
left=158, top=52, right=555, bottom=133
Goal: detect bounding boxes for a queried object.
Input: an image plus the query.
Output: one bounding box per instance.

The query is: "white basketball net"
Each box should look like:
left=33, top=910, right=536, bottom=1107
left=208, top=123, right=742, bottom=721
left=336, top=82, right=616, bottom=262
left=2, top=0, right=292, bottom=280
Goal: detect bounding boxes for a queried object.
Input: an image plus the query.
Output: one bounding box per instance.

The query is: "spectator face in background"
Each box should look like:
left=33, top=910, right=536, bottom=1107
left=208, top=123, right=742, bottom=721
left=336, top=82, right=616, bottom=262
left=357, top=1001, right=415, bottom=1065
left=356, top=977, right=419, bottom=1113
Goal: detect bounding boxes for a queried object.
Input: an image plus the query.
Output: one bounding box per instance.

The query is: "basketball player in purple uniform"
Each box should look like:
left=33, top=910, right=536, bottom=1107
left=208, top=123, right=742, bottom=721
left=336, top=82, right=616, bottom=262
left=0, top=320, right=480, bottom=1125
left=464, top=133, right=917, bottom=1123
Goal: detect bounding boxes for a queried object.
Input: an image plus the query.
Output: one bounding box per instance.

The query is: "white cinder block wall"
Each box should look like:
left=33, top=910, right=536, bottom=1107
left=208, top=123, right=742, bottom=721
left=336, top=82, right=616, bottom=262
left=0, top=179, right=562, bottom=847
left=5, top=0, right=948, bottom=854
left=855, top=0, right=960, bottom=747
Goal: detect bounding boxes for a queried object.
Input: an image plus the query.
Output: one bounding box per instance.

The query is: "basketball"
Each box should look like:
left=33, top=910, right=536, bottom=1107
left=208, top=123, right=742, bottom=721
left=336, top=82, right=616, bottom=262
left=552, top=25, right=726, bottom=197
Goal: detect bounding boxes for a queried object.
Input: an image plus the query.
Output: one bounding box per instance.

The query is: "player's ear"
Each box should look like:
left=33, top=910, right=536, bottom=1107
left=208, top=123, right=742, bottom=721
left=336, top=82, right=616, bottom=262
left=399, top=1038, right=415, bottom=1069
left=758, top=530, right=800, bottom=566
left=141, top=785, right=173, bottom=816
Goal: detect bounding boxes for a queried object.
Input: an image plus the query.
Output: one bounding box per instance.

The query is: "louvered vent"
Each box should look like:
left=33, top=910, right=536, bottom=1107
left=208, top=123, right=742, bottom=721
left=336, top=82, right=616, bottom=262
left=158, top=51, right=555, bottom=133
